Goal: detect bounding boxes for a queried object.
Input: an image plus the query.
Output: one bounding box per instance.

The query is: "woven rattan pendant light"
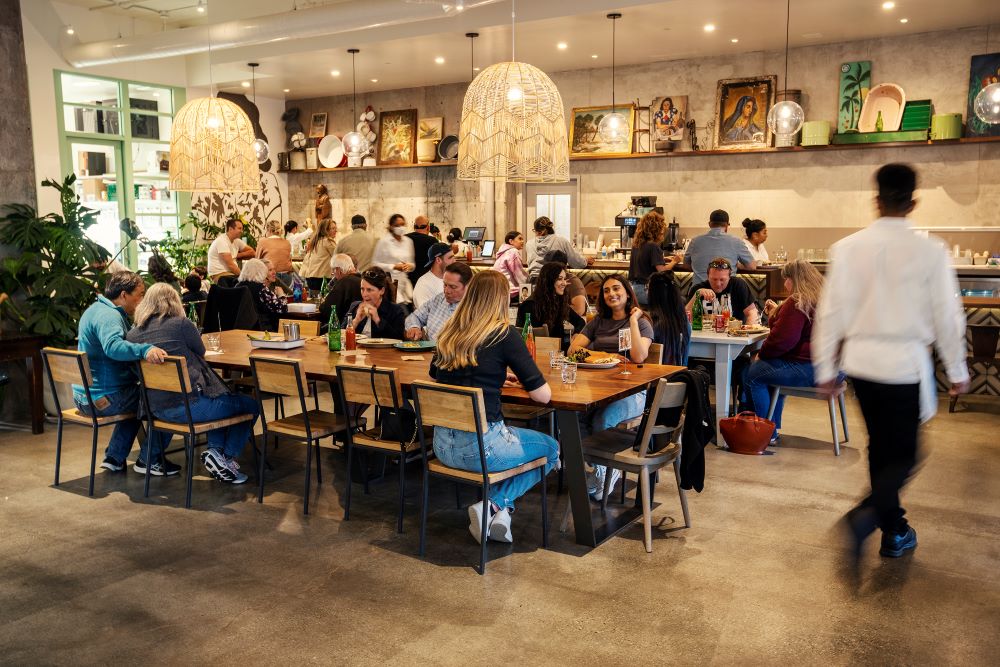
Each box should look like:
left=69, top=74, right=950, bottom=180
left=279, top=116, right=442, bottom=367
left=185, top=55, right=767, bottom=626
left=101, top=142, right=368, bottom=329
left=457, top=0, right=568, bottom=182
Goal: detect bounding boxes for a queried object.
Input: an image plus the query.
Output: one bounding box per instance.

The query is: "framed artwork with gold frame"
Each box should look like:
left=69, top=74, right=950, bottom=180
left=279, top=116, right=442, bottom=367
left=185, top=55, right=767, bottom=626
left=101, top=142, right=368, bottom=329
left=712, top=76, right=776, bottom=150
left=377, top=108, right=418, bottom=165
left=569, top=104, right=635, bottom=157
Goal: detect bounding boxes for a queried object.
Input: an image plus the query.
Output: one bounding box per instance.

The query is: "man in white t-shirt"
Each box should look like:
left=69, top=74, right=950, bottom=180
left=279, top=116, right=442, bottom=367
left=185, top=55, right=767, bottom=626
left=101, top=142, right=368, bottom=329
left=207, top=218, right=254, bottom=282
left=411, top=243, right=453, bottom=310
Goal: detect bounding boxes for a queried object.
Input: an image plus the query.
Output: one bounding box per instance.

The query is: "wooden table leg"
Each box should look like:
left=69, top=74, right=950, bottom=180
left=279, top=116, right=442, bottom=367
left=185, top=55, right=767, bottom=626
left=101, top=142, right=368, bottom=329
left=29, top=349, right=44, bottom=434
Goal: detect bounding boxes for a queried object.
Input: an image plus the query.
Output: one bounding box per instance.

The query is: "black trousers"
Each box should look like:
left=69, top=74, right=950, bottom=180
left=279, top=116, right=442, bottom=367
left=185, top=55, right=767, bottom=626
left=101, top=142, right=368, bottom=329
left=851, top=378, right=921, bottom=534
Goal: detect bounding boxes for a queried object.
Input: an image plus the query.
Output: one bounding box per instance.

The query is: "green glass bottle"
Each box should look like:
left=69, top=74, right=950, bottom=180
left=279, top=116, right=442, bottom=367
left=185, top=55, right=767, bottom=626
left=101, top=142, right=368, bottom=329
left=691, top=295, right=703, bottom=331
left=521, top=312, right=532, bottom=341
left=328, top=305, right=341, bottom=351
left=319, top=276, right=329, bottom=299
left=875, top=110, right=884, bottom=132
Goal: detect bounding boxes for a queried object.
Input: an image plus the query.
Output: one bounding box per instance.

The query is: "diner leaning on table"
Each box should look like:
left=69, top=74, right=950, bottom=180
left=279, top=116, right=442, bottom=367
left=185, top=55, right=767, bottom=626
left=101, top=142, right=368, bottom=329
left=430, top=270, right=559, bottom=544
left=125, top=283, right=260, bottom=485
left=646, top=271, right=691, bottom=365
left=237, top=258, right=287, bottom=332
left=686, top=257, right=760, bottom=326
left=567, top=275, right=653, bottom=500
left=346, top=267, right=406, bottom=339
left=405, top=261, right=472, bottom=342
left=740, top=260, right=825, bottom=444
left=543, top=250, right=589, bottom=318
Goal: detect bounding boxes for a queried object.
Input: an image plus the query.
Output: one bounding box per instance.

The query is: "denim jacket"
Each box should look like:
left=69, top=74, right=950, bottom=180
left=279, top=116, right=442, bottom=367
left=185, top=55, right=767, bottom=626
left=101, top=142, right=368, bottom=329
left=74, top=296, right=152, bottom=402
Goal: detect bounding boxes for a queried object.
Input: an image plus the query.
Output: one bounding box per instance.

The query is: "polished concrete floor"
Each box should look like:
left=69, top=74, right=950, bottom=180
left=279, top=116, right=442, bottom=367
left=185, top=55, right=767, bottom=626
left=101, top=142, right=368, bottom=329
left=0, top=391, right=998, bottom=665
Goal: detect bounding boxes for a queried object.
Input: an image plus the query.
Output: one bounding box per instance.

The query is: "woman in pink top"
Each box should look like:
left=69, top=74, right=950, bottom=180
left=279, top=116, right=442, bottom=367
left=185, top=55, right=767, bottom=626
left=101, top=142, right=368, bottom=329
left=492, top=230, right=528, bottom=298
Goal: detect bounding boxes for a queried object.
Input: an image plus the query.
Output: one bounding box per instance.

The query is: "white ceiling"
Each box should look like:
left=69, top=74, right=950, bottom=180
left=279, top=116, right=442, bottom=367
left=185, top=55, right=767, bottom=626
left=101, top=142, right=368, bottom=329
left=58, top=0, right=1000, bottom=98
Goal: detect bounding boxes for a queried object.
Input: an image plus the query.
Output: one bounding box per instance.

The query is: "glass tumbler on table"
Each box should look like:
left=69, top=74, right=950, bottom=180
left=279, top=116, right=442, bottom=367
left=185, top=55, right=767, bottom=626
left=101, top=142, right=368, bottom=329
left=549, top=350, right=564, bottom=369
left=206, top=333, right=222, bottom=352
left=561, top=360, right=577, bottom=384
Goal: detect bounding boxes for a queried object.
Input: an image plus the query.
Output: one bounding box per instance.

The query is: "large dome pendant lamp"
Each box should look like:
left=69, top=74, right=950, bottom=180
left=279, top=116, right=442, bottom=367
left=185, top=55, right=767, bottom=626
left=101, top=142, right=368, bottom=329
left=342, top=48, right=370, bottom=167
left=974, top=23, right=1000, bottom=125
left=597, top=13, right=629, bottom=144
left=457, top=0, right=569, bottom=183
left=766, top=0, right=805, bottom=140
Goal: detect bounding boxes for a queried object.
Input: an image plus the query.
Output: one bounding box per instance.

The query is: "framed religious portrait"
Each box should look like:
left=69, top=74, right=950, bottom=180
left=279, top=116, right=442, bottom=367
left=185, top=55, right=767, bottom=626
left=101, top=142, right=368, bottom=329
left=308, top=112, right=328, bottom=139
left=377, top=108, right=418, bottom=165
left=650, top=95, right=688, bottom=141
left=712, top=76, right=776, bottom=150
left=568, top=104, right=635, bottom=157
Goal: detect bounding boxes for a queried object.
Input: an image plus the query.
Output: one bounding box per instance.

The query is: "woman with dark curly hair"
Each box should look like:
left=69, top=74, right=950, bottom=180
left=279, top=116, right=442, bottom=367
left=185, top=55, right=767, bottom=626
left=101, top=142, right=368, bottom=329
left=516, top=262, right=585, bottom=344
left=628, top=210, right=682, bottom=305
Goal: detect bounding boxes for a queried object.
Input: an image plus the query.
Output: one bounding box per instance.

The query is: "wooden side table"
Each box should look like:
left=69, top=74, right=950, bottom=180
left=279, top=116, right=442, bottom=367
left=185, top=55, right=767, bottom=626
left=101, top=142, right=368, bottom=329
left=0, top=332, right=47, bottom=434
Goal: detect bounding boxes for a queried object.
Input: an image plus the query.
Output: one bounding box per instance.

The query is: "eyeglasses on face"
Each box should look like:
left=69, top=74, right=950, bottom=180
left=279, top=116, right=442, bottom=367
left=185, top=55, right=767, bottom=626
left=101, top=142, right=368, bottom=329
left=708, top=260, right=732, bottom=270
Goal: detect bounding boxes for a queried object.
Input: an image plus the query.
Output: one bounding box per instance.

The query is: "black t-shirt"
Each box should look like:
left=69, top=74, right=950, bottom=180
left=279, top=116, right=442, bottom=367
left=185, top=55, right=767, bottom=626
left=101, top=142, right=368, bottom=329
left=407, top=232, right=437, bottom=285
left=320, top=273, right=362, bottom=327
left=628, top=242, right=666, bottom=283
left=515, top=298, right=586, bottom=335
left=430, top=326, right=545, bottom=423
left=690, top=276, right=755, bottom=317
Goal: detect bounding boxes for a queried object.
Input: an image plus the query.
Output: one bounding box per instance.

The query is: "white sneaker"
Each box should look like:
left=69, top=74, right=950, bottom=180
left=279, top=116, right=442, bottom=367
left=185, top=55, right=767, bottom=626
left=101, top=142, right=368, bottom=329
left=468, top=501, right=492, bottom=544
left=606, top=468, right=622, bottom=499
left=587, top=465, right=606, bottom=499
left=489, top=507, right=513, bottom=543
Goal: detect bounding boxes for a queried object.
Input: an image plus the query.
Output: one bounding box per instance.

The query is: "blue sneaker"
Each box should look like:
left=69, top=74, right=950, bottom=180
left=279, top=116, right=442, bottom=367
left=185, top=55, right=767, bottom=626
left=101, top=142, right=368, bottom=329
left=879, top=526, right=917, bottom=557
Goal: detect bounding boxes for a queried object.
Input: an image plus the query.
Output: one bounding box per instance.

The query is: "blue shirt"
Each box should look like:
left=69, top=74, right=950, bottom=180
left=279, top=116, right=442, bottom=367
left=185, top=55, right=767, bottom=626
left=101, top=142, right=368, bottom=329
left=404, top=293, right=459, bottom=341
left=74, top=296, right=153, bottom=401
left=684, top=228, right=755, bottom=284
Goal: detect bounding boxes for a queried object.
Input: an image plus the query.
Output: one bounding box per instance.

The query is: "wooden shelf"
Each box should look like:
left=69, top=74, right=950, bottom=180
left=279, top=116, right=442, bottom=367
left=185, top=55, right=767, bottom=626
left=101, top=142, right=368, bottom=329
left=282, top=135, right=1000, bottom=176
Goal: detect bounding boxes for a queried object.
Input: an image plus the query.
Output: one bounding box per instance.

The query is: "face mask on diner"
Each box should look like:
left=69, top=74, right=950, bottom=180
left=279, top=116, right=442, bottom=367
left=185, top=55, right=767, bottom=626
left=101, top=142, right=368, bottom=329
left=391, top=225, right=405, bottom=237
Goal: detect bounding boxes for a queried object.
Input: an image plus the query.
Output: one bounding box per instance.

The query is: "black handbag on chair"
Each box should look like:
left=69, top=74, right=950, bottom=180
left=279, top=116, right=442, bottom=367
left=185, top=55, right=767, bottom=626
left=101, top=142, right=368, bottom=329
left=369, top=366, right=417, bottom=444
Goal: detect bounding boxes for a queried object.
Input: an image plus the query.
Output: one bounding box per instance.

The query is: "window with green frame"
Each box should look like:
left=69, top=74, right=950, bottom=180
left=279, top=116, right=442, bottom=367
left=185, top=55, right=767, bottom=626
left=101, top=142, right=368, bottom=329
left=55, top=71, right=189, bottom=271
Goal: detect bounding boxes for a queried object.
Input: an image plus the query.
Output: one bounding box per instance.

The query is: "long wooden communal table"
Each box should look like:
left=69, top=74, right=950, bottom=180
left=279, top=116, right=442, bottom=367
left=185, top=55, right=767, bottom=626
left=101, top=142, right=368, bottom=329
left=205, top=330, right=683, bottom=548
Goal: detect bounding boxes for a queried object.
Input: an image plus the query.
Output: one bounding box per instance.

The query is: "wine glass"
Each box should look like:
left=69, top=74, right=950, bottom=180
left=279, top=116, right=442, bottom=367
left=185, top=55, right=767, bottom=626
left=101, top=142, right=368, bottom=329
left=618, top=328, right=632, bottom=376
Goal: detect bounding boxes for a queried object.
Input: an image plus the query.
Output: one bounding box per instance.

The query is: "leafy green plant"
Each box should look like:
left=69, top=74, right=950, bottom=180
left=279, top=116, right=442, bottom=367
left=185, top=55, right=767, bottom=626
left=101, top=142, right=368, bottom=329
left=0, top=175, right=110, bottom=346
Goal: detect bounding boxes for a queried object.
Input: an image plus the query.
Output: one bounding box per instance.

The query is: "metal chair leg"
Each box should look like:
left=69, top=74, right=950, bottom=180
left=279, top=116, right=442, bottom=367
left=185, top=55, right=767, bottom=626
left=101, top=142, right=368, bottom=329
left=419, top=466, right=430, bottom=557
left=314, top=440, right=323, bottom=485
left=766, top=387, right=781, bottom=420
left=54, top=419, right=64, bottom=486
left=143, top=428, right=154, bottom=498
left=257, top=430, right=268, bottom=503
left=601, top=467, right=613, bottom=513
left=828, top=398, right=840, bottom=457
left=838, top=392, right=850, bottom=444
left=454, top=483, right=461, bottom=509
left=304, top=437, right=313, bottom=515
left=397, top=454, right=406, bottom=533
left=184, top=435, right=195, bottom=509
left=478, top=482, right=489, bottom=575
left=87, top=426, right=98, bottom=497
left=673, top=458, right=691, bottom=528
left=539, top=466, right=549, bottom=549
left=639, top=466, right=653, bottom=553
left=344, top=443, right=353, bottom=520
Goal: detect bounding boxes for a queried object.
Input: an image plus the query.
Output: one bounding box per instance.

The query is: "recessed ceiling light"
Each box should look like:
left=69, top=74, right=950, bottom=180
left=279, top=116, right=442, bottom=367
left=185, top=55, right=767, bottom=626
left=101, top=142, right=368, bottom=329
left=330, top=69, right=340, bottom=77
left=370, top=78, right=378, bottom=83
left=241, top=81, right=250, bottom=88
left=899, top=17, right=908, bottom=23
left=704, top=24, right=716, bottom=32
left=557, top=42, right=568, bottom=50
left=196, top=0, right=206, bottom=13
left=882, top=2, right=895, bottom=9
left=591, top=54, right=598, bottom=59
left=283, top=88, right=290, bottom=93
left=473, top=67, right=480, bottom=71
left=65, top=25, right=74, bottom=35
left=731, top=38, right=739, bottom=43
left=434, top=56, right=445, bottom=64
left=153, top=92, right=160, bottom=97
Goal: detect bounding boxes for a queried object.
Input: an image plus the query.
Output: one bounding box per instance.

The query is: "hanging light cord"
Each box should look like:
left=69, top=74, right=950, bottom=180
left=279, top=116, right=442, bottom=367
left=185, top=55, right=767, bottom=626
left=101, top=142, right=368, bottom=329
left=783, top=0, right=791, bottom=92
left=250, top=64, right=256, bottom=104
left=470, top=34, right=475, bottom=80
left=511, top=0, right=516, bottom=61
left=611, top=15, right=617, bottom=109
left=351, top=50, right=358, bottom=120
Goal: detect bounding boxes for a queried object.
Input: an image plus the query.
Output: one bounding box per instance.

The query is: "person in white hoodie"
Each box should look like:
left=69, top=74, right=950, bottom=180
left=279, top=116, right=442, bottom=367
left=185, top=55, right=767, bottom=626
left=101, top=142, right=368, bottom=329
left=525, top=216, right=590, bottom=279
left=813, top=163, right=969, bottom=564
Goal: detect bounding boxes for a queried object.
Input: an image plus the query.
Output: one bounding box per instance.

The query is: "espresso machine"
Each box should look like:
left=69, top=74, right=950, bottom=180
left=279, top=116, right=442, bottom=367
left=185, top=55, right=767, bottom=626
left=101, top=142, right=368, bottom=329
left=614, top=195, right=663, bottom=249
left=663, top=217, right=681, bottom=253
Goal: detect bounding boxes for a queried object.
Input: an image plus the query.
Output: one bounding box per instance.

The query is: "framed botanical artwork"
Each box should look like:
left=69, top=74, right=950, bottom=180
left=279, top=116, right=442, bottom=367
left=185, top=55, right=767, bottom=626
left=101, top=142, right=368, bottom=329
left=965, top=52, right=1000, bottom=138
left=651, top=96, right=688, bottom=141
left=418, top=116, right=443, bottom=141
left=308, top=112, right=327, bottom=139
left=377, top=108, right=418, bottom=165
left=569, top=104, right=635, bottom=156
left=838, top=61, right=871, bottom=133
left=712, top=75, right=776, bottom=150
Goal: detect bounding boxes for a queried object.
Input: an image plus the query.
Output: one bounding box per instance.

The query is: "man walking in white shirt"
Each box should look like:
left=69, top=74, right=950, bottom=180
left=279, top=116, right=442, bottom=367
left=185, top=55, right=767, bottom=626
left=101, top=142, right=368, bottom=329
left=813, top=163, right=969, bottom=563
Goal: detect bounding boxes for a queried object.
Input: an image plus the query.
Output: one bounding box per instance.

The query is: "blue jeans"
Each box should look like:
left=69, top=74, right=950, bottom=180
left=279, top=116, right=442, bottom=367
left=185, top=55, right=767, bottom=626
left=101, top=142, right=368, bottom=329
left=74, top=385, right=169, bottom=462
left=584, top=391, right=647, bottom=435
left=741, top=358, right=815, bottom=429
left=433, top=421, right=559, bottom=510
left=155, top=393, right=260, bottom=459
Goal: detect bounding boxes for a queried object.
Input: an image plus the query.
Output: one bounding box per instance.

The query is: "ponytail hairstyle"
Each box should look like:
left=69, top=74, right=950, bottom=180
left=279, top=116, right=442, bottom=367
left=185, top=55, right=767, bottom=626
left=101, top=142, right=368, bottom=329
left=533, top=216, right=555, bottom=235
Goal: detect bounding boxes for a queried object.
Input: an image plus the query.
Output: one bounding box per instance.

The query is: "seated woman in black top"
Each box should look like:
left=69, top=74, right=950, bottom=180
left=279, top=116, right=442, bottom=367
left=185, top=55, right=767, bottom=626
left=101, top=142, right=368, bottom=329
left=431, top=270, right=558, bottom=545
left=646, top=271, right=691, bottom=365
left=516, top=262, right=585, bottom=344
left=346, top=267, right=406, bottom=339
left=237, top=258, right=287, bottom=332
left=628, top=210, right=682, bottom=305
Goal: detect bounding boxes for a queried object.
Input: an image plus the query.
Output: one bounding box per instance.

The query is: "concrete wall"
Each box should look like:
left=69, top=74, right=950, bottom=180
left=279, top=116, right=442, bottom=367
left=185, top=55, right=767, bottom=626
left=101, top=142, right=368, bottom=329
left=0, top=0, right=36, bottom=209
left=287, top=25, right=1000, bottom=255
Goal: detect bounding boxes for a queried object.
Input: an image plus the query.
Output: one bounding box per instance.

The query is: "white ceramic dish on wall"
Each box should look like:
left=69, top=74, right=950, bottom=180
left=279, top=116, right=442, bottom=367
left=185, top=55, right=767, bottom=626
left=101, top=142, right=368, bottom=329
left=318, top=135, right=346, bottom=168
left=858, top=83, right=905, bottom=132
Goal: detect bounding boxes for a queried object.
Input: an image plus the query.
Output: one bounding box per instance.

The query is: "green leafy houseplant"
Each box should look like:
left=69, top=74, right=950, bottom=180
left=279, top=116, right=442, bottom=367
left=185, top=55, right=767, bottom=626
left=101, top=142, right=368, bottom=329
left=0, top=175, right=110, bottom=346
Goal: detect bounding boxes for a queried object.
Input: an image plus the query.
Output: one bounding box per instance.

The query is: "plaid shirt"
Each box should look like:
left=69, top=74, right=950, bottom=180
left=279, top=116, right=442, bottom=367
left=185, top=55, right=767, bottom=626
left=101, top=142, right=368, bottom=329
left=404, top=292, right=459, bottom=341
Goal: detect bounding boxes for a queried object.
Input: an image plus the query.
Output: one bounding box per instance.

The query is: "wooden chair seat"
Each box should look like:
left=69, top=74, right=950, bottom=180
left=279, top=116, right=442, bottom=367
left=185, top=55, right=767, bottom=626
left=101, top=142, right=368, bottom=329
left=502, top=404, right=554, bottom=421
left=583, top=429, right=680, bottom=472
left=265, top=410, right=353, bottom=439
left=767, top=382, right=849, bottom=456
left=60, top=408, right=135, bottom=426
left=427, top=455, right=548, bottom=484
left=352, top=429, right=426, bottom=453
left=152, top=413, right=254, bottom=435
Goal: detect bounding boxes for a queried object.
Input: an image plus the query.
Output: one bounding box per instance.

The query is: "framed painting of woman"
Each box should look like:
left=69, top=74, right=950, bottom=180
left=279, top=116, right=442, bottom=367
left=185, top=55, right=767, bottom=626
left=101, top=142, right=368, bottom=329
left=712, top=76, right=776, bottom=150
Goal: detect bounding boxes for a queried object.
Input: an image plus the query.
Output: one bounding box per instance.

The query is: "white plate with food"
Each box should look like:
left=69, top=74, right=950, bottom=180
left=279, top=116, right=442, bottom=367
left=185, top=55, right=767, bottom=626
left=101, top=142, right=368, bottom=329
left=357, top=338, right=402, bottom=348
left=727, top=326, right=770, bottom=337
left=247, top=335, right=306, bottom=350
left=576, top=355, right=622, bottom=369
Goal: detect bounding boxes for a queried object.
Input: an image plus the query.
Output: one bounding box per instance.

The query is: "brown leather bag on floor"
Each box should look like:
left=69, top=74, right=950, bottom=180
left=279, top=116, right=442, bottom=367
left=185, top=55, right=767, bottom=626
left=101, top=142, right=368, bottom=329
left=720, top=411, right=775, bottom=455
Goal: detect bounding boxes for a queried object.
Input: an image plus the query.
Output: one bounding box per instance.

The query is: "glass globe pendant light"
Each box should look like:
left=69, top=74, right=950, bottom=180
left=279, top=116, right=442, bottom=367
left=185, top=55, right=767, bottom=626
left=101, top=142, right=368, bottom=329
left=342, top=49, right=370, bottom=167
left=598, top=13, right=629, bottom=144
left=974, top=25, right=1000, bottom=124
left=248, top=63, right=269, bottom=164
left=767, top=0, right=804, bottom=139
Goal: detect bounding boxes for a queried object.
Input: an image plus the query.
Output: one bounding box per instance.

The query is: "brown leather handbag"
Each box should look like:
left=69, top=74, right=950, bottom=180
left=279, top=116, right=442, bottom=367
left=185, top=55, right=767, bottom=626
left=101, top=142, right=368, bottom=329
left=720, top=411, right=775, bottom=455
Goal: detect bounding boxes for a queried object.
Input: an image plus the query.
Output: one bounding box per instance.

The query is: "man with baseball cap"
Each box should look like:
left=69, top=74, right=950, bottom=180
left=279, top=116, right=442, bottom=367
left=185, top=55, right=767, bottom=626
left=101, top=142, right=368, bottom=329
left=336, top=213, right=375, bottom=271
left=684, top=209, right=756, bottom=285
left=411, top=242, right=454, bottom=310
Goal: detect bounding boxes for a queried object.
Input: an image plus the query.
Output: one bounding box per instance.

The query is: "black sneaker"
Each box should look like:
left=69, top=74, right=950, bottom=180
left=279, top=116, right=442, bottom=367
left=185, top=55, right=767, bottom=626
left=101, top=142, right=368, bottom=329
left=100, top=456, right=125, bottom=472
left=879, top=526, right=917, bottom=558
left=133, top=457, right=182, bottom=476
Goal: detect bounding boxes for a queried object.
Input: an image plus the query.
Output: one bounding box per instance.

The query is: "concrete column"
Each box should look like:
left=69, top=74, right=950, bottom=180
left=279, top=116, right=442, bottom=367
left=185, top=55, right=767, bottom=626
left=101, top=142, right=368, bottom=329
left=0, top=0, right=35, bottom=209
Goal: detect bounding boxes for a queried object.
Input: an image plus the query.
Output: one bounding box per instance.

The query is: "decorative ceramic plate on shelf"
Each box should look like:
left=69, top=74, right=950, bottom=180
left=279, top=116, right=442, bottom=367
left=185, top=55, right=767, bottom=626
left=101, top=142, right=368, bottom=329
left=318, top=135, right=346, bottom=168
left=577, top=358, right=621, bottom=369
left=437, top=135, right=459, bottom=160
left=357, top=338, right=402, bottom=348
left=394, top=340, right=436, bottom=350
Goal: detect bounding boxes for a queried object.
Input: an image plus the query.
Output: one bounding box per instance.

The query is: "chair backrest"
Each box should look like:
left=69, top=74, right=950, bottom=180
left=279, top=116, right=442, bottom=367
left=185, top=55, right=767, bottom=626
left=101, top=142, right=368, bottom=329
left=279, top=318, right=320, bottom=337
left=969, top=325, right=1000, bottom=359
left=633, top=380, right=687, bottom=458
left=202, top=284, right=260, bottom=332
left=336, top=364, right=400, bottom=408
left=138, top=356, right=192, bottom=394
left=251, top=355, right=310, bottom=398
left=535, top=336, right=560, bottom=358
left=42, top=348, right=91, bottom=387
left=411, top=380, right=487, bottom=434
left=645, top=342, right=664, bottom=364
left=532, top=325, right=549, bottom=338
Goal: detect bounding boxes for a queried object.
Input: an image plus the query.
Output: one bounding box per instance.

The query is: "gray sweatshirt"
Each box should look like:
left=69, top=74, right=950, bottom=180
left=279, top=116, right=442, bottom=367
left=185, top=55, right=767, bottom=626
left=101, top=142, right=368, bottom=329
left=525, top=233, right=587, bottom=277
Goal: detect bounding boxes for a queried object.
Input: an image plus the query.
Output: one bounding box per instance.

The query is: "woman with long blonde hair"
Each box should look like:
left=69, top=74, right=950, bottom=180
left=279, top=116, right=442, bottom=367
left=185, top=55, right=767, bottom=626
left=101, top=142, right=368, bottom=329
left=126, top=283, right=260, bottom=484
left=299, top=218, right=338, bottom=292
left=741, top=259, right=826, bottom=445
left=628, top=210, right=681, bottom=305
left=430, top=270, right=558, bottom=545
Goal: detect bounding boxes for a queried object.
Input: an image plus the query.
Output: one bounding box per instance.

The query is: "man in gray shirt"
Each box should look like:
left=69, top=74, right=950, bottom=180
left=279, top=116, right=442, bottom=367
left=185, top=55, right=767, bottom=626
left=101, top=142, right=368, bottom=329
left=684, top=209, right=756, bottom=284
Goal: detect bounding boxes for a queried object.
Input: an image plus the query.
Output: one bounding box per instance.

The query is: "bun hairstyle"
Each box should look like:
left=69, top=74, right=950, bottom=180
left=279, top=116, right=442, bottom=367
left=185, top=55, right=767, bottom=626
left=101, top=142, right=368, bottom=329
left=533, top=216, right=555, bottom=235
left=741, top=218, right=766, bottom=239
